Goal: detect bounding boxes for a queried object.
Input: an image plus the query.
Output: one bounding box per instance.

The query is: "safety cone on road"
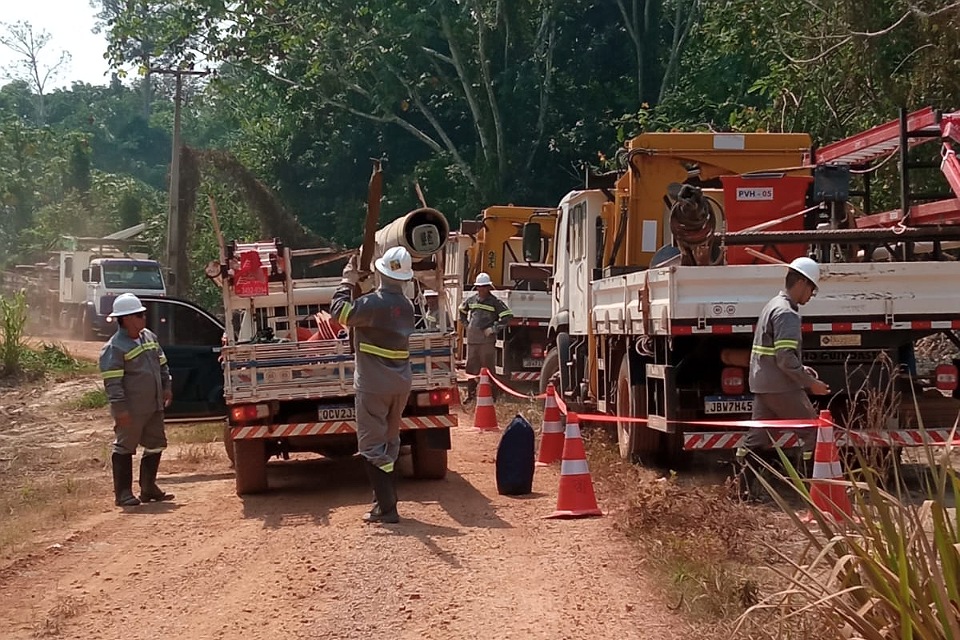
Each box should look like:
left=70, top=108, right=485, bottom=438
left=806, top=410, right=853, bottom=522
left=472, top=367, right=499, bottom=432
left=545, top=412, right=602, bottom=519
left=536, top=383, right=564, bottom=466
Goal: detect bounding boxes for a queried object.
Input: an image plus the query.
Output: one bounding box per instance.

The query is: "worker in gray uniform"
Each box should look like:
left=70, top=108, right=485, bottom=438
left=331, top=246, right=415, bottom=524
left=458, top=272, right=513, bottom=401
left=99, top=293, right=175, bottom=507
left=738, top=257, right=831, bottom=482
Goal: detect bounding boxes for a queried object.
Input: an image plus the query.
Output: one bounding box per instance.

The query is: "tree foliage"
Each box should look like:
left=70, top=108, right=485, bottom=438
left=1, top=0, right=958, bottom=297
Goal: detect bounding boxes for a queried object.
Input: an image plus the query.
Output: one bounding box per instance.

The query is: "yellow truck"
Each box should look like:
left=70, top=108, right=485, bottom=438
left=444, top=206, right=557, bottom=388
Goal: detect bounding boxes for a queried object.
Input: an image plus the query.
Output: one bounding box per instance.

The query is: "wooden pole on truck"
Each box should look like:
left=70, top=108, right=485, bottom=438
left=358, top=159, right=384, bottom=279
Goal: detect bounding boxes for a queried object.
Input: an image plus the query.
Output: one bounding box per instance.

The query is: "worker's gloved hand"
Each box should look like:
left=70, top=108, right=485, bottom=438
left=341, top=255, right=370, bottom=287
left=483, top=327, right=495, bottom=337
left=803, top=365, right=819, bottom=379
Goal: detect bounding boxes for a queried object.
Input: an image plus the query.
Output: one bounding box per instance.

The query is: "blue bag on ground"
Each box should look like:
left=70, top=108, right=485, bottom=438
left=495, top=414, right=535, bottom=496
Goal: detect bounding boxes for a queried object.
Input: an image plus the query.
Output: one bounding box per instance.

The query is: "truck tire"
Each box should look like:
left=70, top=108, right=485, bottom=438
left=82, top=309, right=96, bottom=341
left=539, top=348, right=560, bottom=395
left=223, top=424, right=236, bottom=467
left=411, top=430, right=448, bottom=480
left=616, top=353, right=659, bottom=461
left=233, top=439, right=268, bottom=495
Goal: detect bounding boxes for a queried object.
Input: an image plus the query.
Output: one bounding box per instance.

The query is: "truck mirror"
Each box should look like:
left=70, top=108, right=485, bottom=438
left=81, top=268, right=90, bottom=283
left=90, top=265, right=101, bottom=282
left=522, top=223, right=542, bottom=262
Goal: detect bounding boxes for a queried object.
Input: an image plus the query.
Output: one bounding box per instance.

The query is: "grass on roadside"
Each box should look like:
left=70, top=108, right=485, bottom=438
left=68, top=388, right=108, bottom=410
left=0, top=445, right=108, bottom=560
left=583, top=430, right=779, bottom=625
left=167, top=422, right=226, bottom=465
left=167, top=421, right=225, bottom=445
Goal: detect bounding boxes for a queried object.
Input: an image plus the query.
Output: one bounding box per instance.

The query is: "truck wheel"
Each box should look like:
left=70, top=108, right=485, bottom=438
left=233, top=439, right=268, bottom=495
left=82, top=309, right=96, bottom=341
left=223, top=424, right=236, bottom=467
left=411, top=430, right=448, bottom=480
left=539, top=348, right=560, bottom=395
left=616, top=353, right=658, bottom=462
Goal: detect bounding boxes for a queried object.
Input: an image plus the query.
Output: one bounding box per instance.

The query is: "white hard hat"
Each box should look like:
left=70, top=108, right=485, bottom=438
left=474, top=272, right=493, bottom=287
left=109, top=293, right=147, bottom=318
left=375, top=246, right=414, bottom=281
left=788, top=257, right=820, bottom=288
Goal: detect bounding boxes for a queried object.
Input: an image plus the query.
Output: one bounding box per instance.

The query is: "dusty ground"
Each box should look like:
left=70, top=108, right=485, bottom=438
left=0, top=342, right=692, bottom=640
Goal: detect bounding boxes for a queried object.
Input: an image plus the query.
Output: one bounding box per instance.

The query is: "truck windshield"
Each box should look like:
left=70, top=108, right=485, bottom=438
left=102, top=263, right=164, bottom=290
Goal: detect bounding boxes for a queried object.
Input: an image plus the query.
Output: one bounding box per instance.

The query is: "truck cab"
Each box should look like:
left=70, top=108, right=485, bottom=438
left=82, top=257, right=167, bottom=338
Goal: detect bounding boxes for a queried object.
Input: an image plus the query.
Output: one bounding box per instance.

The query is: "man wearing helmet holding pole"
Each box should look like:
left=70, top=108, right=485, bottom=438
left=99, top=293, right=175, bottom=507
left=738, top=257, right=831, bottom=486
left=331, top=246, right=415, bottom=524
left=458, top=272, right=513, bottom=402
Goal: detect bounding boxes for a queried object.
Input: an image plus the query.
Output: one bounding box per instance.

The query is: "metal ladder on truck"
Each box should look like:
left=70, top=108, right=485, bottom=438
left=814, top=106, right=960, bottom=231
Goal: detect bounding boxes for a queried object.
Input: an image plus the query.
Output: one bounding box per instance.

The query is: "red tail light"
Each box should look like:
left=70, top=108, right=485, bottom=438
left=530, top=344, right=544, bottom=358
left=415, top=389, right=454, bottom=407
left=230, top=404, right=269, bottom=423
left=721, top=367, right=745, bottom=395
left=935, top=364, right=958, bottom=392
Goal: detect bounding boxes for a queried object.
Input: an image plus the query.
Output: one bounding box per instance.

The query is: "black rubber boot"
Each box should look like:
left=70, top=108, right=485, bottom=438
left=112, top=452, right=141, bottom=507
left=362, top=461, right=399, bottom=524
left=139, top=453, right=175, bottom=502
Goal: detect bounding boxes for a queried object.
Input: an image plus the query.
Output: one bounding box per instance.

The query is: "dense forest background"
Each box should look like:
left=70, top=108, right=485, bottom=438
left=1, top=0, right=958, bottom=308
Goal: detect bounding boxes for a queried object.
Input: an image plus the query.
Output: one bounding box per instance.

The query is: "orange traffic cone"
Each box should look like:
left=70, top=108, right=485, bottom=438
left=536, top=383, right=564, bottom=466
left=472, top=367, right=499, bottom=432
left=807, top=410, right=853, bottom=522
left=545, top=412, right=602, bottom=519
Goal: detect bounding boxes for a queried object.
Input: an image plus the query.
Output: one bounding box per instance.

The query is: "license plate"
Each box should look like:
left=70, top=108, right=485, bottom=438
left=318, top=405, right=356, bottom=421
left=522, top=358, right=544, bottom=369
left=704, top=395, right=753, bottom=414
left=262, top=368, right=293, bottom=383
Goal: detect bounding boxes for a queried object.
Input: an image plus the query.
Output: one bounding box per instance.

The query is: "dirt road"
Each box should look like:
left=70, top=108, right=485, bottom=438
left=0, top=392, right=689, bottom=640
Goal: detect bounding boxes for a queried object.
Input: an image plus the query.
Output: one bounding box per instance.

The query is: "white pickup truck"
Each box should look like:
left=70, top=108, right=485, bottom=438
left=218, top=238, right=458, bottom=495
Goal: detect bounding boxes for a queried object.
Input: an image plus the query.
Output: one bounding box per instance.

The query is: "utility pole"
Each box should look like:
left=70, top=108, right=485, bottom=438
left=150, top=66, right=210, bottom=297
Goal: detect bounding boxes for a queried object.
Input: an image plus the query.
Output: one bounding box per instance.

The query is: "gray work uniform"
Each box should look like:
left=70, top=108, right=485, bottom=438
left=459, top=293, right=512, bottom=381
left=99, top=328, right=172, bottom=456
left=745, top=291, right=818, bottom=452
left=331, top=281, right=414, bottom=471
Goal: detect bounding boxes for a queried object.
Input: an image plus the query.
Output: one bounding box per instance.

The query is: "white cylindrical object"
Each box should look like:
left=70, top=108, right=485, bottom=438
left=374, top=208, right=449, bottom=260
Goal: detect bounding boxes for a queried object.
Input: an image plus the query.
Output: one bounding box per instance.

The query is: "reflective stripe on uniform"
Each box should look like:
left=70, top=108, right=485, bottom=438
left=159, top=354, right=168, bottom=365
left=358, top=342, right=409, bottom=359
left=774, top=339, right=798, bottom=351
left=379, top=461, right=395, bottom=473
left=124, top=341, right=159, bottom=361
left=338, top=301, right=353, bottom=324
left=101, top=369, right=124, bottom=380
left=751, top=345, right=775, bottom=356
left=142, top=447, right=165, bottom=454
left=469, top=303, right=497, bottom=312
left=498, top=310, right=513, bottom=318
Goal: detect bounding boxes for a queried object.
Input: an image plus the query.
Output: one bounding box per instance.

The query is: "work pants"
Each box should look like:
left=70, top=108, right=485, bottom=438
left=355, top=390, right=408, bottom=471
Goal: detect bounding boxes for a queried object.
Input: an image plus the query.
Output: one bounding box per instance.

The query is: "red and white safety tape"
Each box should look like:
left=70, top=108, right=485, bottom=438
left=466, top=369, right=960, bottom=440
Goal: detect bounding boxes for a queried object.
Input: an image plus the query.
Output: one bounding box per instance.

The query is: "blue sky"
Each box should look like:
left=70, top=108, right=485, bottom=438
left=0, top=1, right=113, bottom=89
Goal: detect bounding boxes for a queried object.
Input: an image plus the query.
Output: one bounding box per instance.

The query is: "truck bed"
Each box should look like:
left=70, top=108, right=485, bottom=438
left=493, top=289, right=552, bottom=321
left=223, top=333, right=457, bottom=403
left=592, top=262, right=960, bottom=335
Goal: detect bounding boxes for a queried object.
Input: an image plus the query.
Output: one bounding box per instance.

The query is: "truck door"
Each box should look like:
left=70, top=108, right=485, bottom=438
left=560, top=191, right=605, bottom=335
left=140, top=297, right=227, bottom=419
